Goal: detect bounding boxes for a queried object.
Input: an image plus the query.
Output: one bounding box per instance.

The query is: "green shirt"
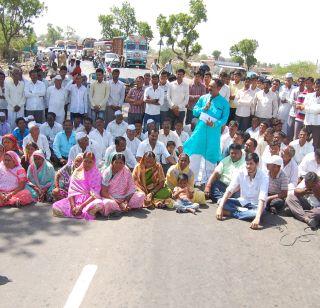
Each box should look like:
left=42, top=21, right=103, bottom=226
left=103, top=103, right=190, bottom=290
left=215, top=155, right=245, bottom=185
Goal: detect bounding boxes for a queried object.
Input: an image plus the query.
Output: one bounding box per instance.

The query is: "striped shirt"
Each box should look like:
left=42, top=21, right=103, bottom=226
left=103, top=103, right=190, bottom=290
left=127, top=87, right=145, bottom=114
left=268, top=170, right=288, bottom=195
left=188, top=82, right=206, bottom=109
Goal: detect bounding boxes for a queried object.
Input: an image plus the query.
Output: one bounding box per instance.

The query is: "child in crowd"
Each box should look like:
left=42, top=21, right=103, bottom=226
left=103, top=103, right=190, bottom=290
left=162, top=140, right=178, bottom=174
left=173, top=174, right=199, bottom=214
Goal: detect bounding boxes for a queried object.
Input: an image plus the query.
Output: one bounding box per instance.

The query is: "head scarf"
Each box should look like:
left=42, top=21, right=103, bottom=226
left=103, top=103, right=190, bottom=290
left=75, top=132, right=87, bottom=142
left=165, top=159, right=194, bottom=190
left=5, top=150, right=21, bottom=167
left=2, top=134, right=20, bottom=152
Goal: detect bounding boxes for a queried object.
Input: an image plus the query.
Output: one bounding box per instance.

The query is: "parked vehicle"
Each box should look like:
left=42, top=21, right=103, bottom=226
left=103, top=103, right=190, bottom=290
left=82, top=38, right=96, bottom=60
left=104, top=52, right=120, bottom=67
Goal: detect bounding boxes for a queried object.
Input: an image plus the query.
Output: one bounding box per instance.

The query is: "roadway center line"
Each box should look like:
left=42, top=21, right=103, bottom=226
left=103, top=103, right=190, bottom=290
left=64, top=264, right=97, bottom=308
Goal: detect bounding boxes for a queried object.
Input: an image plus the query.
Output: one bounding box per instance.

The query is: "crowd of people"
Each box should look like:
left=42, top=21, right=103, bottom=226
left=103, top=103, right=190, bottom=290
left=0, top=60, right=319, bottom=230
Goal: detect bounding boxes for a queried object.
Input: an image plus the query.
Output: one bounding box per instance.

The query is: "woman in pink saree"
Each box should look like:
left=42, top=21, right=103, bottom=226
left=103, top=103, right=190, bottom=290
left=52, top=152, right=103, bottom=220
left=101, top=153, right=145, bottom=216
left=0, top=151, right=35, bottom=207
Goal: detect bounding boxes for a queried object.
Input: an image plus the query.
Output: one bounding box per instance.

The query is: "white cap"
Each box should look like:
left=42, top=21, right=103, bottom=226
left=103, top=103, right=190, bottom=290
left=27, top=115, right=35, bottom=121
left=54, top=75, right=62, bottom=80
left=127, top=124, right=135, bottom=131
left=114, top=110, right=122, bottom=116
left=266, top=155, right=283, bottom=166
left=76, top=132, right=87, bottom=141
left=285, top=73, right=293, bottom=79
left=147, top=119, right=155, bottom=125
left=28, top=121, right=38, bottom=130
left=0, top=112, right=5, bottom=117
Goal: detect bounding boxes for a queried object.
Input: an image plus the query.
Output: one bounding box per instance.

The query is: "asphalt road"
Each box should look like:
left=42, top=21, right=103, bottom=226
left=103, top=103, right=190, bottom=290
left=1, top=202, right=320, bottom=308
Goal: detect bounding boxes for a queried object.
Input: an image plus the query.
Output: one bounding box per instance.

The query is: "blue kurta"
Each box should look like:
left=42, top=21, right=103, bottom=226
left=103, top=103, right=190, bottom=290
left=184, top=94, right=230, bottom=164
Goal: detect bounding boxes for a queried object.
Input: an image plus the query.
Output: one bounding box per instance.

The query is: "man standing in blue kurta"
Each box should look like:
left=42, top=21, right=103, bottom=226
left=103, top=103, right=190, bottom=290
left=184, top=79, right=230, bottom=184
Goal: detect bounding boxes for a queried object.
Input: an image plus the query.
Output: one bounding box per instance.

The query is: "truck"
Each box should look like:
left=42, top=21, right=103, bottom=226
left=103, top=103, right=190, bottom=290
left=82, top=38, right=96, bottom=60
left=55, top=40, right=65, bottom=49
left=116, top=35, right=148, bottom=68
left=65, top=40, right=78, bottom=56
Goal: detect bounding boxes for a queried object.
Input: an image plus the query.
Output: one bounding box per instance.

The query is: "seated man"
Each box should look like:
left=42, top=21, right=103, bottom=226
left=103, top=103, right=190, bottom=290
left=53, top=119, right=76, bottom=166
left=104, top=136, right=137, bottom=170
left=281, top=145, right=298, bottom=193
left=12, top=117, right=29, bottom=147
left=286, top=172, right=320, bottom=229
left=256, top=127, right=274, bottom=158
left=124, top=124, right=141, bottom=157
left=136, top=129, right=176, bottom=165
left=68, top=132, right=102, bottom=164
left=23, top=121, right=51, bottom=160
left=266, top=155, right=288, bottom=214
left=72, top=114, right=84, bottom=133
left=244, top=137, right=258, bottom=156
left=205, top=143, right=245, bottom=202
left=80, top=116, right=95, bottom=135
left=106, top=110, right=128, bottom=140
left=220, top=120, right=239, bottom=155
left=298, top=149, right=320, bottom=178
left=261, top=141, right=281, bottom=170
left=88, top=117, right=113, bottom=154
left=216, top=153, right=269, bottom=230
left=223, top=130, right=245, bottom=157
left=245, top=116, right=260, bottom=138
left=134, top=119, right=146, bottom=141
left=40, top=112, right=63, bottom=150
left=0, top=112, right=11, bottom=136
left=174, top=120, right=189, bottom=144
left=158, top=118, right=182, bottom=154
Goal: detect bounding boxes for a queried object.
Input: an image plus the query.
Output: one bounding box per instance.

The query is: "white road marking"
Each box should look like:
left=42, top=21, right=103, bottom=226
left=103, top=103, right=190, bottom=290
left=64, top=264, right=97, bottom=308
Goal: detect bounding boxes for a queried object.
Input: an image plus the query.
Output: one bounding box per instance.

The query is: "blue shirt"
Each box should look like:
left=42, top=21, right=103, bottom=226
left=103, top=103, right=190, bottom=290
left=53, top=131, right=76, bottom=159
left=12, top=127, right=29, bottom=147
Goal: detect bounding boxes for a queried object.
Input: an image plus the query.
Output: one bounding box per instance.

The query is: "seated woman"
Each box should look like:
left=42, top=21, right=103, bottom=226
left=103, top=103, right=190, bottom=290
left=0, top=151, right=35, bottom=207
left=133, top=151, right=173, bottom=208
left=100, top=154, right=145, bottom=216
left=27, top=150, right=55, bottom=202
left=166, top=153, right=206, bottom=205
left=52, top=152, right=104, bottom=220
left=21, top=142, right=39, bottom=171
left=2, top=134, right=23, bottom=156
left=52, top=154, right=83, bottom=201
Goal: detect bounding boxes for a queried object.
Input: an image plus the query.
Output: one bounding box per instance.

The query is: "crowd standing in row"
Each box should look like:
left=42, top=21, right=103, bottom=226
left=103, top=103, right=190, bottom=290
left=0, top=59, right=319, bottom=230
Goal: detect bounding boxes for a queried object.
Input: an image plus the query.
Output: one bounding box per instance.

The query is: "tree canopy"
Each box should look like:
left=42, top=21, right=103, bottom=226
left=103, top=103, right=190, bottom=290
left=0, top=0, right=45, bottom=57
left=272, top=61, right=320, bottom=79
left=229, top=39, right=259, bottom=70
left=137, top=21, right=153, bottom=44
left=212, top=50, right=221, bottom=60
left=156, top=0, right=207, bottom=67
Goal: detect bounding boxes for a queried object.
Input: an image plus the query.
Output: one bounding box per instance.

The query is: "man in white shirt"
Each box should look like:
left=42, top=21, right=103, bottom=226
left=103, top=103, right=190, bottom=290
left=167, top=68, right=189, bottom=125
left=124, top=124, right=141, bottom=157
left=24, top=69, right=46, bottom=123
left=150, top=58, right=160, bottom=75
left=104, top=136, right=137, bottom=170
left=0, top=72, right=7, bottom=116
left=281, top=145, right=298, bottom=193
left=219, top=72, right=231, bottom=102
left=253, top=79, right=278, bottom=123
left=245, top=116, right=260, bottom=139
left=158, top=119, right=182, bottom=154
left=23, top=121, right=51, bottom=160
left=5, top=68, right=25, bottom=128
left=164, top=59, right=173, bottom=75
left=67, top=58, right=76, bottom=76
left=174, top=120, right=189, bottom=144
left=88, top=117, right=113, bottom=154
left=136, top=129, right=176, bottom=165
left=298, top=150, right=320, bottom=178
left=106, top=69, right=125, bottom=125
left=289, top=127, right=314, bottom=165
left=89, top=68, right=110, bottom=121
left=106, top=110, right=128, bottom=140
left=143, top=74, right=164, bottom=130
left=296, top=78, right=320, bottom=149
left=68, top=132, right=102, bottom=164
left=234, top=77, right=254, bottom=131
left=286, top=172, right=320, bottom=229
left=159, top=71, right=170, bottom=126
left=216, top=153, right=269, bottom=230
left=278, top=73, right=296, bottom=134
left=40, top=112, right=63, bottom=149
left=46, top=75, right=68, bottom=124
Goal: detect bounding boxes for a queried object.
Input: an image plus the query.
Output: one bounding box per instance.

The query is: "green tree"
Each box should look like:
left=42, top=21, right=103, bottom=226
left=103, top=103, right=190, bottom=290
left=156, top=0, right=207, bottom=67
left=46, top=23, right=63, bottom=45
left=98, top=14, right=123, bottom=39
left=229, top=39, right=259, bottom=70
left=0, top=0, right=45, bottom=57
left=272, top=61, right=320, bottom=79
left=137, top=21, right=153, bottom=44
left=159, top=48, right=175, bottom=66
left=111, top=1, right=137, bottom=36
left=65, top=25, right=79, bottom=41
left=212, top=50, right=221, bottom=60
